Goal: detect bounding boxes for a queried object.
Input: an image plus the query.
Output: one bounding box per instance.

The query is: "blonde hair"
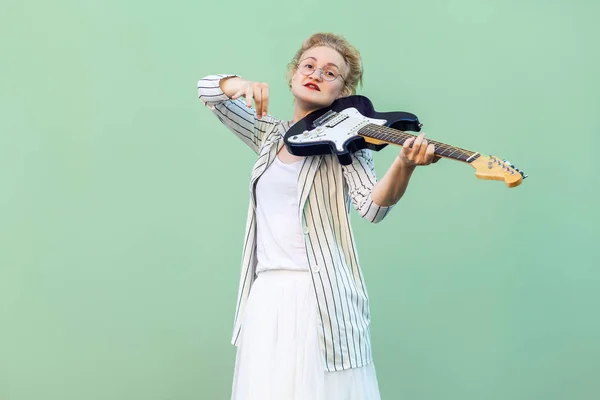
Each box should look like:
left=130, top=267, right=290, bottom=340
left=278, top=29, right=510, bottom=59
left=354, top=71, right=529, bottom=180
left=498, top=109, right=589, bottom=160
left=287, top=33, right=363, bottom=96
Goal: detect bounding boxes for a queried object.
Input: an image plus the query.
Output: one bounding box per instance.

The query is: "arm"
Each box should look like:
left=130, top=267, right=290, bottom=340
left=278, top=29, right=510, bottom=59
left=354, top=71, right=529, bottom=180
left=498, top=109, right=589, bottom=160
left=343, top=133, right=438, bottom=223
left=197, top=74, right=279, bottom=154
left=371, top=158, right=415, bottom=207
left=342, top=149, right=394, bottom=224
left=371, top=132, right=439, bottom=207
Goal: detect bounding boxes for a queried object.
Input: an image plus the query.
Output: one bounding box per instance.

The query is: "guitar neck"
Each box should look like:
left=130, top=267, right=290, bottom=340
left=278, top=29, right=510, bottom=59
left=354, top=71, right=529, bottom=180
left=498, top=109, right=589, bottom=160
left=359, top=124, right=480, bottom=163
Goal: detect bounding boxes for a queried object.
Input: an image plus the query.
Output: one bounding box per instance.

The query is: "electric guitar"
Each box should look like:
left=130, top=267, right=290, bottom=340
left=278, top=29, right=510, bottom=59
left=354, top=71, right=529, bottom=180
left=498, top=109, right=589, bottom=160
left=284, top=95, right=527, bottom=188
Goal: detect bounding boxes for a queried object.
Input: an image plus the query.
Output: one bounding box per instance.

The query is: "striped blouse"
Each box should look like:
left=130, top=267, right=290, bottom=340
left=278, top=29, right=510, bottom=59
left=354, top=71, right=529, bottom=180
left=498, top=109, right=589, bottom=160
left=197, top=74, right=395, bottom=372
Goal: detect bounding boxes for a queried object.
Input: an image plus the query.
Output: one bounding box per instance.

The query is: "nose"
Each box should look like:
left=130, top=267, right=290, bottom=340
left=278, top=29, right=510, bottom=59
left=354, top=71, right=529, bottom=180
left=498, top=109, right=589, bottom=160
left=309, top=68, right=324, bottom=81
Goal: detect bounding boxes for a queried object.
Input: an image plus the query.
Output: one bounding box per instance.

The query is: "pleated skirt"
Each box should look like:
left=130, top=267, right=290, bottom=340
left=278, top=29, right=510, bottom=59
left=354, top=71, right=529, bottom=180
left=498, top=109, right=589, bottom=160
left=231, top=269, right=381, bottom=400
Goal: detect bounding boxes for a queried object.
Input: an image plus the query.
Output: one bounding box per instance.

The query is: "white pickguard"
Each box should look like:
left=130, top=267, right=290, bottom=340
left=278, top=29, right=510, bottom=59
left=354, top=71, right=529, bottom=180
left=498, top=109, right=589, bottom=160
left=287, top=107, right=387, bottom=153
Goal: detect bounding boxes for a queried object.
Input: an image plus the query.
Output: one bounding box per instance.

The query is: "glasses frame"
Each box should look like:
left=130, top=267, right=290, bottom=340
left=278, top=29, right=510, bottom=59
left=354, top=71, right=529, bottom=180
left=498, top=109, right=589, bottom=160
left=296, top=61, right=346, bottom=84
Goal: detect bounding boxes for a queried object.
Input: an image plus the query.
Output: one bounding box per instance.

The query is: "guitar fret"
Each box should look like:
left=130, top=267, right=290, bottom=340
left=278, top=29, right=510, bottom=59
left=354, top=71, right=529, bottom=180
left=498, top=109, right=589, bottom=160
left=359, top=124, right=475, bottom=163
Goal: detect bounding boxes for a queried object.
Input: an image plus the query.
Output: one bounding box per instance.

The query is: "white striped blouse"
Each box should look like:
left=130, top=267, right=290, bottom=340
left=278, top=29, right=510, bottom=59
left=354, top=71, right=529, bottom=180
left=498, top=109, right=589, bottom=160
left=197, top=74, right=395, bottom=372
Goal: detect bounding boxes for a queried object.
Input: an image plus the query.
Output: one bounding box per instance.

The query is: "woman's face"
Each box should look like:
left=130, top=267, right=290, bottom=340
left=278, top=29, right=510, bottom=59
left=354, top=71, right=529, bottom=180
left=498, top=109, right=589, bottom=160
left=290, top=46, right=348, bottom=109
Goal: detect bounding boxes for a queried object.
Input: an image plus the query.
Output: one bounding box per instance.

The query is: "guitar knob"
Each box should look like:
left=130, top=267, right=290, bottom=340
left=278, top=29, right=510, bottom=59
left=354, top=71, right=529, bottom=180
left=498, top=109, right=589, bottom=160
left=303, top=130, right=309, bottom=136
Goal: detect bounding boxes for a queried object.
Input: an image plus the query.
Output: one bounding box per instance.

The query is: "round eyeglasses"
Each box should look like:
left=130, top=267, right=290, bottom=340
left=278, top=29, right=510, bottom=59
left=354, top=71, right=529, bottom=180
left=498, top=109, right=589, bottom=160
left=297, top=61, right=345, bottom=83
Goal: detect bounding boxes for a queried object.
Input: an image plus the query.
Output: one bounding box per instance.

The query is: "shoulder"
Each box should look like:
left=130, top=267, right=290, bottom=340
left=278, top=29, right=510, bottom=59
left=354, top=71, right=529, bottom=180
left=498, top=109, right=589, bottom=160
left=265, top=119, right=293, bottom=141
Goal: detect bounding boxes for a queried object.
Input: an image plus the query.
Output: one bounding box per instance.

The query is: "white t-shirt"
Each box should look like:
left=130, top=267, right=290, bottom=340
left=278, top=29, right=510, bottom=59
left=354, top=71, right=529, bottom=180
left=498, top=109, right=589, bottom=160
left=255, top=155, right=309, bottom=273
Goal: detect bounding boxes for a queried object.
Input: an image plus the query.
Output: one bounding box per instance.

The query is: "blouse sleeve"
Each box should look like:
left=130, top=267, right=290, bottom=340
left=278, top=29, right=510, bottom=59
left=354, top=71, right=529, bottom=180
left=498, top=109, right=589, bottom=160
left=197, top=74, right=280, bottom=154
left=342, top=149, right=394, bottom=223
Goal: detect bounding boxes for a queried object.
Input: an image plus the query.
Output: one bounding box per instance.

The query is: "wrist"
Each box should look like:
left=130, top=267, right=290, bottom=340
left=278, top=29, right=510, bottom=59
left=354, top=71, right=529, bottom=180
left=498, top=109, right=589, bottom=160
left=220, top=76, right=246, bottom=97
left=394, top=156, right=417, bottom=172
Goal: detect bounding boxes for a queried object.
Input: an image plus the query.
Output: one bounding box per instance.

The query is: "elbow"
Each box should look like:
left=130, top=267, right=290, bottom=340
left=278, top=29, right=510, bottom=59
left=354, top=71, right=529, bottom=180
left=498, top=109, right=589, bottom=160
left=363, top=212, right=387, bottom=224
left=358, top=198, right=392, bottom=224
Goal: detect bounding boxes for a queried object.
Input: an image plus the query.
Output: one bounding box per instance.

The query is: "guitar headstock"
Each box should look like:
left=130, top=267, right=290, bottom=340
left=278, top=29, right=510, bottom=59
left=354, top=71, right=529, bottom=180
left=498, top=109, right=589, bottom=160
left=470, top=155, right=528, bottom=188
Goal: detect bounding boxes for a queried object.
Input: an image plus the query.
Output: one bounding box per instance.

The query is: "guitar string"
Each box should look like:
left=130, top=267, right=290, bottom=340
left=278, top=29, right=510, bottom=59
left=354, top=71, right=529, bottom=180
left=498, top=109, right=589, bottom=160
left=368, top=126, right=474, bottom=160
left=359, top=125, right=476, bottom=161
left=360, top=125, right=472, bottom=156
left=358, top=126, right=519, bottom=174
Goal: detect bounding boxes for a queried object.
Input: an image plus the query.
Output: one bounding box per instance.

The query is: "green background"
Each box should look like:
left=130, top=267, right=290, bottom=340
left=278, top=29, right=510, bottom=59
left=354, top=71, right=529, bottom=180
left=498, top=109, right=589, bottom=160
left=1, top=0, right=598, bottom=399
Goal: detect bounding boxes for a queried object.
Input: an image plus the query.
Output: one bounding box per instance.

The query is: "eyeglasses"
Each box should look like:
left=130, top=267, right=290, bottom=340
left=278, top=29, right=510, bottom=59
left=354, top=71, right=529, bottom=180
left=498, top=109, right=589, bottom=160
left=297, top=61, right=345, bottom=83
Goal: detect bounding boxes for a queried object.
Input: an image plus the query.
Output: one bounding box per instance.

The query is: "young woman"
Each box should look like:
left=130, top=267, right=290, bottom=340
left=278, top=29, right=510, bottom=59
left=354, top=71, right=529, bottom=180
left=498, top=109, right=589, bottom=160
left=197, top=32, right=437, bottom=400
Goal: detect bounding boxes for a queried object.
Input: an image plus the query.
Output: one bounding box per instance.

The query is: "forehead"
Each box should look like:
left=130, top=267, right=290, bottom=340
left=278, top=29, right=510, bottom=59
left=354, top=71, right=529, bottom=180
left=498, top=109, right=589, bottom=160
left=300, top=46, right=346, bottom=70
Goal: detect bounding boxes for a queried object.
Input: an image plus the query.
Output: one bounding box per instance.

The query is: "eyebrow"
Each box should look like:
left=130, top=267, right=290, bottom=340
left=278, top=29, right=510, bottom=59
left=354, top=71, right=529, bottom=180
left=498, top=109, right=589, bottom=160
left=300, top=56, right=341, bottom=71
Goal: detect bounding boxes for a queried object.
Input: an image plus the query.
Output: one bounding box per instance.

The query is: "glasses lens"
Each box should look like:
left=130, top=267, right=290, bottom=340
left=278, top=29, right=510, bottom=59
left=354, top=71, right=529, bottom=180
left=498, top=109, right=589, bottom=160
left=322, top=69, right=337, bottom=81
left=299, top=63, right=313, bottom=75
left=299, top=63, right=339, bottom=81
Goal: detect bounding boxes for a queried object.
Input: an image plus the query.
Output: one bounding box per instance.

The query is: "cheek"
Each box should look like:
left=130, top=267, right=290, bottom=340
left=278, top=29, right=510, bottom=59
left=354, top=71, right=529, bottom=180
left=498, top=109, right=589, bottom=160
left=291, top=77, right=302, bottom=93
left=291, top=72, right=301, bottom=85
left=291, top=75, right=303, bottom=92
left=332, top=83, right=346, bottom=98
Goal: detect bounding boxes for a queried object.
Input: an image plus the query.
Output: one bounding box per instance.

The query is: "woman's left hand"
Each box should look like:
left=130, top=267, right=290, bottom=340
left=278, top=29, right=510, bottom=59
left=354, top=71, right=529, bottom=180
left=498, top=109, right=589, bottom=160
left=397, top=133, right=441, bottom=168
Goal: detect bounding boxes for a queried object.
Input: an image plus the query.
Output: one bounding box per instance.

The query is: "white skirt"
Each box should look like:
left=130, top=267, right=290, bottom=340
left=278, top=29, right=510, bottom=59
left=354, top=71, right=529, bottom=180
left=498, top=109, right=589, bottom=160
left=231, top=269, right=381, bottom=400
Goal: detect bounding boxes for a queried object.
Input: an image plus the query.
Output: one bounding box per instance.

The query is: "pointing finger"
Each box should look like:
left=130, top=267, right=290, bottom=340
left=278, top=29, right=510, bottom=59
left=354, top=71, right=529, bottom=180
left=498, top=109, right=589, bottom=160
left=261, top=84, right=269, bottom=117
left=245, top=84, right=253, bottom=108
left=402, top=136, right=415, bottom=152
left=254, top=83, right=262, bottom=118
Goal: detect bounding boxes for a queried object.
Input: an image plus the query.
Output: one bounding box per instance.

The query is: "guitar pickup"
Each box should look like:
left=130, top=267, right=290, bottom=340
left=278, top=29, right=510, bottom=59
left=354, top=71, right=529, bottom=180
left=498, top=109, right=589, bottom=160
left=324, top=113, right=349, bottom=128
left=312, top=110, right=336, bottom=128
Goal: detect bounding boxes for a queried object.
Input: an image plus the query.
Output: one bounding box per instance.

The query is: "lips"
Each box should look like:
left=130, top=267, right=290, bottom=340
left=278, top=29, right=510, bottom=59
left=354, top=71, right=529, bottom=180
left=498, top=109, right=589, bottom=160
left=304, top=82, right=320, bottom=91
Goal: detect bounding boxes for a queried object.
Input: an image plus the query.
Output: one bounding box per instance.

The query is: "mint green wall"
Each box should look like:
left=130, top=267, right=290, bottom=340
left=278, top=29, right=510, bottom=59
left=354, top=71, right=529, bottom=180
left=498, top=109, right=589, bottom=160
left=1, top=1, right=598, bottom=399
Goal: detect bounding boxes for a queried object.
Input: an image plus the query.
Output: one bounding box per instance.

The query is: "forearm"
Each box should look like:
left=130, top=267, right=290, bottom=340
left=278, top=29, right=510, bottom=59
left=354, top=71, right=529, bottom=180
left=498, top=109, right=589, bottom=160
left=198, top=74, right=239, bottom=105
left=371, top=157, right=416, bottom=207
left=197, top=74, right=272, bottom=154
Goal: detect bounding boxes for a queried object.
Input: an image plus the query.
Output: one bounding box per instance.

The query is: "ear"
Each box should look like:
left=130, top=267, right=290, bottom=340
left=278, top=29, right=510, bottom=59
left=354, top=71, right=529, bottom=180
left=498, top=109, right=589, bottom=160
left=288, top=68, right=298, bottom=88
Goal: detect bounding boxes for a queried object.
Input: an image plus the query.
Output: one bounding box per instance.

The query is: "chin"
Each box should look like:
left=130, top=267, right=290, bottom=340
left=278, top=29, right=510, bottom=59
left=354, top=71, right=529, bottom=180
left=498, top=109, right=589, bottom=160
left=293, top=91, right=331, bottom=108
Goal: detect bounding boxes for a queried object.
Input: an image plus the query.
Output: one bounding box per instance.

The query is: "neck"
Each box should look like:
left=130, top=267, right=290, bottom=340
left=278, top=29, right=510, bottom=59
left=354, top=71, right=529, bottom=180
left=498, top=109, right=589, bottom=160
left=292, top=98, right=324, bottom=123
left=359, top=124, right=479, bottom=163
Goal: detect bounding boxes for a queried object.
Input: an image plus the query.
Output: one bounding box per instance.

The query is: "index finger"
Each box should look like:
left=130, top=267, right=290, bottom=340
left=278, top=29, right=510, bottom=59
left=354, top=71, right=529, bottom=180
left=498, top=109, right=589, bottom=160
left=261, top=85, right=269, bottom=117
left=245, top=84, right=253, bottom=108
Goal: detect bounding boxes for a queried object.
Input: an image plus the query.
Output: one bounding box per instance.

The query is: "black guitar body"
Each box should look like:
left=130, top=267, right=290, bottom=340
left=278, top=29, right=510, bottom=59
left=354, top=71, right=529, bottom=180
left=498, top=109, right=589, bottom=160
left=284, top=95, right=421, bottom=165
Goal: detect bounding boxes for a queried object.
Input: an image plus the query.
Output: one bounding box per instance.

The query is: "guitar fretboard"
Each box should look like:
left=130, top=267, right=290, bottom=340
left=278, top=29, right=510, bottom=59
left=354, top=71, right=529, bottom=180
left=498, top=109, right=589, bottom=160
left=358, top=124, right=480, bottom=163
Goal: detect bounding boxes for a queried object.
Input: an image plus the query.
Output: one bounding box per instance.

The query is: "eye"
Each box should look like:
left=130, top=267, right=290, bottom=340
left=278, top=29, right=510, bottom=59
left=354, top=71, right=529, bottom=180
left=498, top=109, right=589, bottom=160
left=303, top=63, right=314, bottom=70
left=324, top=69, right=336, bottom=78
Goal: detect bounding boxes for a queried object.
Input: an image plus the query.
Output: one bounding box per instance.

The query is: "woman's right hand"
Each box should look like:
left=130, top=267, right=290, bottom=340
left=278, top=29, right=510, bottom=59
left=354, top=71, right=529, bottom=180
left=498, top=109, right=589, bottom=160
left=220, top=77, right=270, bottom=119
